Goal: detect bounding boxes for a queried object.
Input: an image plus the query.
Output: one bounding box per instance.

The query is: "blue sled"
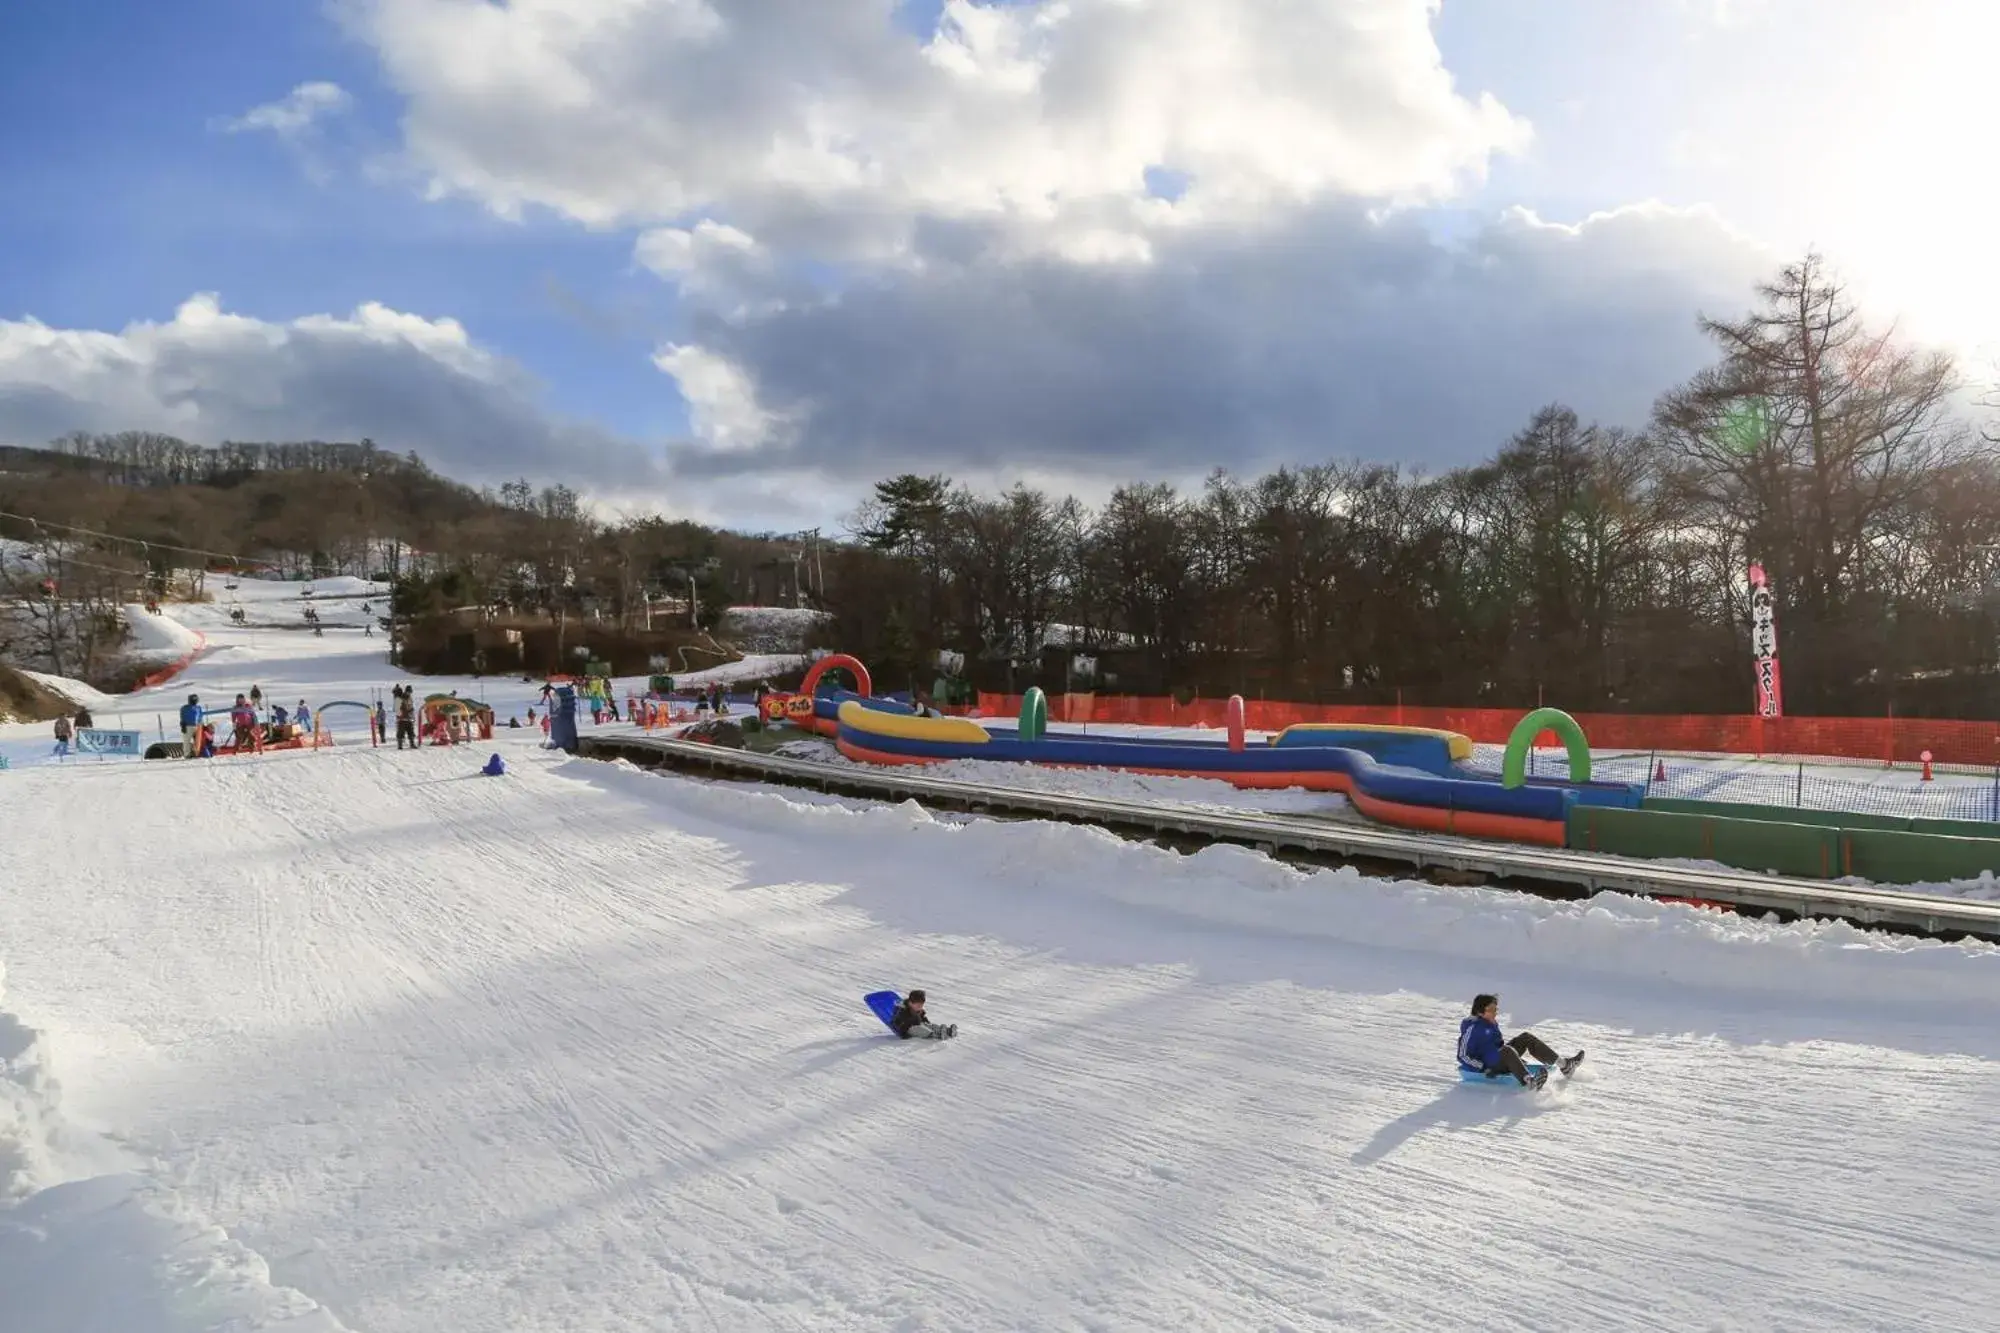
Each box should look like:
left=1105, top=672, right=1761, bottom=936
left=864, top=990, right=902, bottom=1032
left=1460, top=1064, right=1547, bottom=1084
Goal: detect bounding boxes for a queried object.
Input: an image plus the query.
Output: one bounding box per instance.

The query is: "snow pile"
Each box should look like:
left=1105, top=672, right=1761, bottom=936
left=598, top=761, right=2000, bottom=1016
left=1, top=1175, right=352, bottom=1332
left=773, top=734, right=1350, bottom=816
left=0, top=962, right=351, bottom=1332
left=721, top=605, right=828, bottom=653
left=298, top=577, right=386, bottom=599
left=117, top=605, right=204, bottom=662
left=0, top=969, right=66, bottom=1203
left=14, top=670, right=120, bottom=711
left=666, top=651, right=807, bottom=688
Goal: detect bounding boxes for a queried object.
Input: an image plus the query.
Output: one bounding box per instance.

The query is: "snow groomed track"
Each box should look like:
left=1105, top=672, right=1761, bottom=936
left=581, top=734, right=2000, bottom=941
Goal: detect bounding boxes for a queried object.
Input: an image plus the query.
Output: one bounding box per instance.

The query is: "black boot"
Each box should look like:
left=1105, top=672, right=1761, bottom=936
left=1560, top=1051, right=1585, bottom=1078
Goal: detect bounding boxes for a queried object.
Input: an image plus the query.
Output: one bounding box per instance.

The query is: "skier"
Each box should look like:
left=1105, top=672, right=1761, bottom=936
left=1458, top=994, right=1582, bottom=1089
left=889, top=990, right=956, bottom=1041
left=180, top=694, right=204, bottom=758
left=52, top=714, right=72, bottom=758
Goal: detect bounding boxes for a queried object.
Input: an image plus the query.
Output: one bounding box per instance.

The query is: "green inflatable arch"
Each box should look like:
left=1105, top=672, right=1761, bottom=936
left=1019, top=686, right=1048, bottom=742
left=1500, top=707, right=1590, bottom=788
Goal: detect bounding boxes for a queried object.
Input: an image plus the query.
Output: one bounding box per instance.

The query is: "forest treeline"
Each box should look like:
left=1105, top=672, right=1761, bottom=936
left=0, top=436, right=822, bottom=681
left=828, top=256, right=2000, bottom=717
left=5, top=254, right=2000, bottom=715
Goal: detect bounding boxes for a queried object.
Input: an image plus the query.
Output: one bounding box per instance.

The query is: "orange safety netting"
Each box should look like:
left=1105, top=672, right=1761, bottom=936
left=974, top=693, right=2000, bottom=767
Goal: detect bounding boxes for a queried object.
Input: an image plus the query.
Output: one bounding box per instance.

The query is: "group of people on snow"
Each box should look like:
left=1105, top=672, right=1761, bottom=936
left=879, top=988, right=1581, bottom=1089
left=174, top=688, right=317, bottom=757
left=48, top=705, right=93, bottom=757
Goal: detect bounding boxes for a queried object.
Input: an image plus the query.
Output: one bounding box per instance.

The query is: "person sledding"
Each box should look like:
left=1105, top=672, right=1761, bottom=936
left=1458, top=993, right=1582, bottom=1089
left=889, top=989, right=956, bottom=1041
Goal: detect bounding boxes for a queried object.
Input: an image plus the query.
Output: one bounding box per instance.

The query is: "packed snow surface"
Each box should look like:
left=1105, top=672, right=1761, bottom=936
left=6, top=737, right=2000, bottom=1328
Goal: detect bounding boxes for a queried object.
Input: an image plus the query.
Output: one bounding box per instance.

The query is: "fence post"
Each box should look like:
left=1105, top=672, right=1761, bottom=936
left=1395, top=688, right=1404, bottom=727
left=1795, top=761, right=1804, bottom=808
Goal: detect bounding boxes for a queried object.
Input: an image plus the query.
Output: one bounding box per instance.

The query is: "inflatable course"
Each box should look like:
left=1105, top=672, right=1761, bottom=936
left=774, top=661, right=1643, bottom=848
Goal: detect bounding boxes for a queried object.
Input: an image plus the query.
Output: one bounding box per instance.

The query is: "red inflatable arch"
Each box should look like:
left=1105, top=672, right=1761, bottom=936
left=800, top=653, right=872, bottom=698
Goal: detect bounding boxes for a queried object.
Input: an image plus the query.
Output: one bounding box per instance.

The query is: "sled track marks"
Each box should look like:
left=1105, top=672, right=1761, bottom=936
left=7, top=742, right=2000, bottom=1330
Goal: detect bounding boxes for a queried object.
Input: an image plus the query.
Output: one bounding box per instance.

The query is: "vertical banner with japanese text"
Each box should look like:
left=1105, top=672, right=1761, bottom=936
left=1748, top=562, right=1783, bottom=718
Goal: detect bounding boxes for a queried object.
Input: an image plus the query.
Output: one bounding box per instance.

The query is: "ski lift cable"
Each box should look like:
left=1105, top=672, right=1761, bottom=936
left=0, top=507, right=252, bottom=565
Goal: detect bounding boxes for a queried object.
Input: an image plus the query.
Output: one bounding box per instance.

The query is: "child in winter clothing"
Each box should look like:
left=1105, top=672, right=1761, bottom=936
left=1457, top=994, right=1583, bottom=1088
left=889, top=990, right=956, bottom=1040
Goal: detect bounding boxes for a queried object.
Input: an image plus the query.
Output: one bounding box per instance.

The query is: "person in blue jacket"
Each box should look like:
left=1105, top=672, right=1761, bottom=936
left=178, top=694, right=205, bottom=759
left=1458, top=993, right=1583, bottom=1088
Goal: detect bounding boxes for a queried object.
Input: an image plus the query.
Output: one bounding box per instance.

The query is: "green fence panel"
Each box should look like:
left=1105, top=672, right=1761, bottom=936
left=1841, top=829, right=2000, bottom=885
left=1908, top=816, right=2000, bottom=843
left=1642, top=797, right=1909, bottom=832
left=1566, top=806, right=1711, bottom=860
left=1707, top=819, right=1840, bottom=879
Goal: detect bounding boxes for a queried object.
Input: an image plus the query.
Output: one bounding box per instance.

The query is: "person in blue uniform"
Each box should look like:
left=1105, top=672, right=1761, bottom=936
left=1458, top=993, right=1583, bottom=1088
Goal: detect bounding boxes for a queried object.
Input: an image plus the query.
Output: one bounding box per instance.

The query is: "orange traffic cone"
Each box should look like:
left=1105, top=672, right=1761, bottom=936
left=1654, top=759, right=1667, bottom=782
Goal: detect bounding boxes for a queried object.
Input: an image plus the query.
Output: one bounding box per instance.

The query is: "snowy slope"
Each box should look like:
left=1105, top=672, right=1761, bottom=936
left=117, top=603, right=205, bottom=661
left=4, top=730, right=2000, bottom=1330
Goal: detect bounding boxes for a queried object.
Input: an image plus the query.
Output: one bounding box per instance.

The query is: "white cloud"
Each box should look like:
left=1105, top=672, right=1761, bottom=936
left=0, top=294, right=652, bottom=486
left=347, top=0, right=1530, bottom=253
left=314, top=0, right=1798, bottom=510
left=219, top=81, right=354, bottom=138
left=653, top=201, right=1776, bottom=484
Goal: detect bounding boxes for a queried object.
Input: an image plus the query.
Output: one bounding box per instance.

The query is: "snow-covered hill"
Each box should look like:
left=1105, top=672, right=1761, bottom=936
left=4, top=577, right=2000, bottom=1329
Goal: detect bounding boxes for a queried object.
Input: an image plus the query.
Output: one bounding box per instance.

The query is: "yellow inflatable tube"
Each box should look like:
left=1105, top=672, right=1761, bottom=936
left=837, top=699, right=991, bottom=745
left=1271, top=722, right=1473, bottom=762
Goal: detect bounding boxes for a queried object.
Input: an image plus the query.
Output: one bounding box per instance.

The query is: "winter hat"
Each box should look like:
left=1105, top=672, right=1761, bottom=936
left=1471, top=993, right=1498, bottom=1015
left=907, top=989, right=926, bottom=1004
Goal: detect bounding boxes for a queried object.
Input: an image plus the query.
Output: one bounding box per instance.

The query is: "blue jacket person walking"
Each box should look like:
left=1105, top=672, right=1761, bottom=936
left=1458, top=994, right=1584, bottom=1088
left=179, top=695, right=204, bottom=759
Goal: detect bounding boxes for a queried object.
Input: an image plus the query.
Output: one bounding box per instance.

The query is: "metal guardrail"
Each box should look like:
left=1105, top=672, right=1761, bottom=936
left=579, top=734, right=2000, bottom=942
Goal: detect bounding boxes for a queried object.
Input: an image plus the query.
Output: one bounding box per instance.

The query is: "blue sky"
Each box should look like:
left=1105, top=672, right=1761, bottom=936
left=0, top=0, right=1989, bottom=528
left=0, top=0, right=686, bottom=436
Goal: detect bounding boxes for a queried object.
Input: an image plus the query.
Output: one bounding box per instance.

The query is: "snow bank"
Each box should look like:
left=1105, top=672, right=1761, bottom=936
left=297, top=577, right=384, bottom=598
left=15, top=670, right=120, bottom=711
left=581, top=760, right=2000, bottom=1022
left=721, top=605, right=828, bottom=653
left=0, top=962, right=350, bottom=1332
left=772, top=734, right=1349, bottom=816
left=0, top=970, right=66, bottom=1203
left=118, top=605, right=204, bottom=661
left=666, top=652, right=808, bottom=688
